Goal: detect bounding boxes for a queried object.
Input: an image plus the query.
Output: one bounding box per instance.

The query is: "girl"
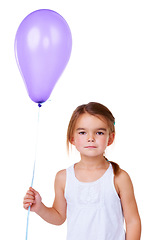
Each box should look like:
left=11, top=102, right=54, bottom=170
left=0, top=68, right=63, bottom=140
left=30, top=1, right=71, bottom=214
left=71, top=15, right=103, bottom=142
left=23, top=102, right=141, bottom=240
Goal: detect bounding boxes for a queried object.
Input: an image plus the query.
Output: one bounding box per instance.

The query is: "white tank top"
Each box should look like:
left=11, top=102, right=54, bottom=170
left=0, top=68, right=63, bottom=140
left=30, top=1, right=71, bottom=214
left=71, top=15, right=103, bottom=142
left=65, top=163, right=125, bottom=240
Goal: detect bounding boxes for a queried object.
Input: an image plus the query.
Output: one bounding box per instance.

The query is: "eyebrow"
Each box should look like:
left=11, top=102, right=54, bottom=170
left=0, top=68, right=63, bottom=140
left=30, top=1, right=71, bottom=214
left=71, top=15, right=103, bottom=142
left=76, top=128, right=85, bottom=131
left=76, top=128, right=107, bottom=131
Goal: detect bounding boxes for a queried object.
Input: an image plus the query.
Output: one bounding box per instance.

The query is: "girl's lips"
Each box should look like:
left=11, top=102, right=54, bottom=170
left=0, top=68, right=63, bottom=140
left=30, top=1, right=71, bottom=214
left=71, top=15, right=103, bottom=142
left=85, top=146, right=97, bottom=148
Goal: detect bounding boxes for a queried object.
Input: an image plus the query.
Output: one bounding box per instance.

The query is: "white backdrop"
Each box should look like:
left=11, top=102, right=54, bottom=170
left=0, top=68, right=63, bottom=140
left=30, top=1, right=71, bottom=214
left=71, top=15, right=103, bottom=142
left=1, top=0, right=153, bottom=239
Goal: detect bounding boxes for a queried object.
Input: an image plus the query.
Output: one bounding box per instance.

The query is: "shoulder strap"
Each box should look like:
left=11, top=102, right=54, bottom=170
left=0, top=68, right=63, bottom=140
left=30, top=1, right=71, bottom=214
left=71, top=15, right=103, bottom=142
left=65, top=165, right=75, bottom=199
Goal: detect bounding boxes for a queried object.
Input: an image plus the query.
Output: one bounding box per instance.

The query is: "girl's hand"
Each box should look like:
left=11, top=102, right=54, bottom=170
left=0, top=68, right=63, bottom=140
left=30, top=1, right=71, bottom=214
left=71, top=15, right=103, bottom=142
left=23, top=187, right=42, bottom=213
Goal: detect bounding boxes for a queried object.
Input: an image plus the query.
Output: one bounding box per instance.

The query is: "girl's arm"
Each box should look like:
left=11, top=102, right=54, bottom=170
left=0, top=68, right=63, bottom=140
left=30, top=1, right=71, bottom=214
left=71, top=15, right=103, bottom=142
left=23, top=169, right=67, bottom=225
left=115, top=170, right=141, bottom=240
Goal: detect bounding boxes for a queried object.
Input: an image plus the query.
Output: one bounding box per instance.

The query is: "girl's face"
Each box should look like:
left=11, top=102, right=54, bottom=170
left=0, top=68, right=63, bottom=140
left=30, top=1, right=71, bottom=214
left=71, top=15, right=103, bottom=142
left=71, top=113, right=114, bottom=159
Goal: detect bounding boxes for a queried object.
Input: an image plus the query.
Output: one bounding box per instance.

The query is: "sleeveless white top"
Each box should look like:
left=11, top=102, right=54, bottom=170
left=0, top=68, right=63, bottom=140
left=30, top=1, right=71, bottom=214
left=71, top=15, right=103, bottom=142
left=65, top=163, right=125, bottom=240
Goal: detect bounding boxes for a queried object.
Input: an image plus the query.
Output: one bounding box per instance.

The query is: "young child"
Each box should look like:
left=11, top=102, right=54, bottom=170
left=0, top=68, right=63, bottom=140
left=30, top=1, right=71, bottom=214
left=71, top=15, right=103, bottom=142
left=23, top=102, right=141, bottom=240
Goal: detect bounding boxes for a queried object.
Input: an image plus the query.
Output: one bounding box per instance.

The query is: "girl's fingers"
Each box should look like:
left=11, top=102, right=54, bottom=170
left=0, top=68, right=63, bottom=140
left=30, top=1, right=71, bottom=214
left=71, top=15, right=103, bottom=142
left=23, top=198, right=35, bottom=204
left=23, top=202, right=32, bottom=210
left=26, top=189, right=35, bottom=196
left=24, top=188, right=37, bottom=200
left=23, top=203, right=34, bottom=210
left=23, top=187, right=41, bottom=211
left=24, top=194, right=33, bottom=199
left=29, top=187, right=39, bottom=195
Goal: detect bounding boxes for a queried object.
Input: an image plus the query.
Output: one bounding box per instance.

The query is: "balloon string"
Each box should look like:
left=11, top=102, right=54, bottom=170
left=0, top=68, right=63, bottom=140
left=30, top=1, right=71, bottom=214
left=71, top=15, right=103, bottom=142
left=25, top=104, right=42, bottom=240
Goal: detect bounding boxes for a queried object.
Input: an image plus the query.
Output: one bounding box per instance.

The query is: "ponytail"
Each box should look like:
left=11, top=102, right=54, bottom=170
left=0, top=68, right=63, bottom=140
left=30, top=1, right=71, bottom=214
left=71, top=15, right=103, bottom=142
left=110, top=161, right=120, bottom=175
left=104, top=157, right=120, bottom=175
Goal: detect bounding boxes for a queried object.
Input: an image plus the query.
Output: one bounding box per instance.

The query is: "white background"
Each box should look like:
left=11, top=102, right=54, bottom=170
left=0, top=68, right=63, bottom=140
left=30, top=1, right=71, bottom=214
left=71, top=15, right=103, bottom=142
left=0, top=0, right=154, bottom=239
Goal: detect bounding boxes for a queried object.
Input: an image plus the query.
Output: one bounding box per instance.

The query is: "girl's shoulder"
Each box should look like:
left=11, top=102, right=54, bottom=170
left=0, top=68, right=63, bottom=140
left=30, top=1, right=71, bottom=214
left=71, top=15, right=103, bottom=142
left=55, top=169, right=66, bottom=191
left=115, top=168, right=132, bottom=183
left=114, top=168, right=134, bottom=198
left=56, top=169, right=66, bottom=177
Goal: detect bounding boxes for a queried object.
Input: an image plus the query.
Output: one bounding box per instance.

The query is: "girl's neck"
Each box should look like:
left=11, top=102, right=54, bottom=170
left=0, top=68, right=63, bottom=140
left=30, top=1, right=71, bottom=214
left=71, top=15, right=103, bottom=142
left=78, top=155, right=108, bottom=170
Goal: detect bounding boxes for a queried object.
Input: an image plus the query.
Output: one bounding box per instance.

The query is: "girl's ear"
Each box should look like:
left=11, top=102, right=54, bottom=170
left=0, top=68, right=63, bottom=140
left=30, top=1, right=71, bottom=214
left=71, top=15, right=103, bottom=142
left=107, top=132, right=115, bottom=146
left=70, top=137, right=75, bottom=145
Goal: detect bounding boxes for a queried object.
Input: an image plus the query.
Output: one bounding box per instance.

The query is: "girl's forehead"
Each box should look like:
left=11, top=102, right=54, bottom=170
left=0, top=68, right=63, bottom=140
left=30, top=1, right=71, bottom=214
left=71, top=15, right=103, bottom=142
left=75, top=113, right=108, bottom=127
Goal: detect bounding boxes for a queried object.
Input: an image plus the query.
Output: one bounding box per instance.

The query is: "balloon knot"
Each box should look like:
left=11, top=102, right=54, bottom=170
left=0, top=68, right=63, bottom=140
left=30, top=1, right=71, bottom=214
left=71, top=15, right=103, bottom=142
left=38, top=103, right=42, bottom=108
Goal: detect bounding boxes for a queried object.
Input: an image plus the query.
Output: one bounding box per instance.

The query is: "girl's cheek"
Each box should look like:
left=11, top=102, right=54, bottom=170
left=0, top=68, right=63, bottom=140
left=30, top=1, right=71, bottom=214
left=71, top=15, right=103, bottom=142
left=76, top=137, right=84, bottom=145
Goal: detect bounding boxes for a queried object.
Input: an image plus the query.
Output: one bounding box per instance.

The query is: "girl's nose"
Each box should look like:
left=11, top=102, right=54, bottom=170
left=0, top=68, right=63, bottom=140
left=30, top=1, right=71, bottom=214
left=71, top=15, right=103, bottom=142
left=87, top=135, right=95, bottom=142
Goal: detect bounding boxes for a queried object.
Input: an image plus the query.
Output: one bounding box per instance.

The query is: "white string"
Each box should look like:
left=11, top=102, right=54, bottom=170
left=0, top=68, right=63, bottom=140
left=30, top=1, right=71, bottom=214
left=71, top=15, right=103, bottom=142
left=25, top=104, right=42, bottom=240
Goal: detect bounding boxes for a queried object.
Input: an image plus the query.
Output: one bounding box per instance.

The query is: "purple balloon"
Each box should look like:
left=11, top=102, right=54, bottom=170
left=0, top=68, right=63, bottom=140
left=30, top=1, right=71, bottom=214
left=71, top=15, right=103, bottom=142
left=14, top=9, right=72, bottom=103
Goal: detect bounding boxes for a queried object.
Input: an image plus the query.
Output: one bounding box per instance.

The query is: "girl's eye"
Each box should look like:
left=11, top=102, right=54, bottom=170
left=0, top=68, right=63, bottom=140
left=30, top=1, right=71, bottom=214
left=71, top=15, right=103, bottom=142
left=96, top=132, right=104, bottom=135
left=79, top=131, right=86, bottom=135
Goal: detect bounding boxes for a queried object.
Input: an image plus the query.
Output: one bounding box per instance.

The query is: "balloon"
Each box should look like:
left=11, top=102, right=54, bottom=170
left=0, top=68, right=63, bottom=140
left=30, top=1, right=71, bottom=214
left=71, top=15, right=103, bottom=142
left=14, top=9, right=72, bottom=104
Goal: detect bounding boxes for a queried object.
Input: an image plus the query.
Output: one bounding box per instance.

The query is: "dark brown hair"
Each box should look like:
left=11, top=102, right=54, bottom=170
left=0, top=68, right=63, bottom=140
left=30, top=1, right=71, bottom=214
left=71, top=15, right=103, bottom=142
left=67, top=102, right=120, bottom=175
